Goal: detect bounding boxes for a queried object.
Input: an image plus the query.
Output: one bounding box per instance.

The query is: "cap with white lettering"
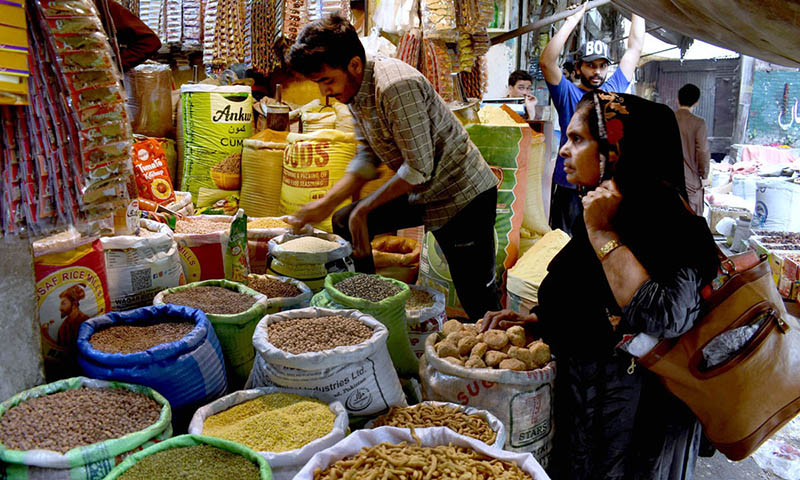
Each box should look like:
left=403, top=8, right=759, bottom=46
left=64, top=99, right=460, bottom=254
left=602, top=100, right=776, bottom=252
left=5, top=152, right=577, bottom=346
left=577, top=40, right=611, bottom=63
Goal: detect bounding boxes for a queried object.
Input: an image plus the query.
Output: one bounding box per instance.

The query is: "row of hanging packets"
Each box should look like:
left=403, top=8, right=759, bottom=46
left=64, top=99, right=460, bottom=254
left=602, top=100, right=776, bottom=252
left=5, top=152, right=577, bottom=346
left=31, top=0, right=134, bottom=222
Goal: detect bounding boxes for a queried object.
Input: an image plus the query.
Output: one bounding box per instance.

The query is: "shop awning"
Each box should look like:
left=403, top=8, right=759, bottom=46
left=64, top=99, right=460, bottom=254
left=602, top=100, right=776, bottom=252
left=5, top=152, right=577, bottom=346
left=612, top=0, right=800, bottom=67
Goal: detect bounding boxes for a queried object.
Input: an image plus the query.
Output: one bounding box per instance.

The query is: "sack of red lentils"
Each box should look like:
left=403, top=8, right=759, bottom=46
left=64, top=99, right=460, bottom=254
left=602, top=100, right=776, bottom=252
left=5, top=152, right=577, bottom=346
left=0, top=376, right=172, bottom=480
left=247, top=307, right=406, bottom=416
left=187, top=387, right=348, bottom=480
left=33, top=230, right=111, bottom=381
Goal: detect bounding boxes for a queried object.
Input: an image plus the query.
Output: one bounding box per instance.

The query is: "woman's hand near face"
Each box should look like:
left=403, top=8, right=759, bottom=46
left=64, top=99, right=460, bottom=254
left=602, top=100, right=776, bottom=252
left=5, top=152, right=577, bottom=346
left=583, top=179, right=622, bottom=234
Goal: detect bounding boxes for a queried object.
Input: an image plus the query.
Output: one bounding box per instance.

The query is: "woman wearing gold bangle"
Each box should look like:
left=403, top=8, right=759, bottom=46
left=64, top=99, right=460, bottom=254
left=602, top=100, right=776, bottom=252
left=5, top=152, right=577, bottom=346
left=482, top=91, right=719, bottom=479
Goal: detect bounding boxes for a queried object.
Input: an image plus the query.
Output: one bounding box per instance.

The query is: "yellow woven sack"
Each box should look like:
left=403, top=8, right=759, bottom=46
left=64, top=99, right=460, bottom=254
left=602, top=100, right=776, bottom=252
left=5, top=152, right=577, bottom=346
left=240, top=129, right=288, bottom=218
left=280, top=129, right=357, bottom=232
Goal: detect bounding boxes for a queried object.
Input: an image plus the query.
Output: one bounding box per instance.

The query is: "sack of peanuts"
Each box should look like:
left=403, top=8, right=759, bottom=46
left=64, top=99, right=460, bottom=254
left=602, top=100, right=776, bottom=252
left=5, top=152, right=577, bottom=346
left=101, top=219, right=184, bottom=312
left=419, top=322, right=556, bottom=467
left=173, top=215, right=244, bottom=283
left=153, top=279, right=267, bottom=389
left=103, top=433, right=271, bottom=480
left=311, top=272, right=418, bottom=378
left=0, top=376, right=172, bottom=480
left=293, top=426, right=550, bottom=480
left=246, top=307, right=407, bottom=416
left=364, top=401, right=506, bottom=449
left=245, top=274, right=313, bottom=314
left=405, top=285, right=447, bottom=359
left=188, top=387, right=349, bottom=480
left=279, top=129, right=357, bottom=232
left=33, top=229, right=111, bottom=380
left=267, top=233, right=353, bottom=293
left=76, top=304, right=228, bottom=414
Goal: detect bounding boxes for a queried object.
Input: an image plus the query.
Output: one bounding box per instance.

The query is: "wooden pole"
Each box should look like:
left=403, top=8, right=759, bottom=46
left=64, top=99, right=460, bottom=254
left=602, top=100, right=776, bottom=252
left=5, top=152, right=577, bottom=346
left=491, top=0, right=611, bottom=45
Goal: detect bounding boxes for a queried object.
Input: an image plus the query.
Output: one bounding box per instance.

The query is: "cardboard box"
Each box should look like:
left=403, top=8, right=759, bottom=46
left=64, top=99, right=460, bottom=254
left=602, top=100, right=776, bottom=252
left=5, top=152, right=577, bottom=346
left=779, top=255, right=800, bottom=299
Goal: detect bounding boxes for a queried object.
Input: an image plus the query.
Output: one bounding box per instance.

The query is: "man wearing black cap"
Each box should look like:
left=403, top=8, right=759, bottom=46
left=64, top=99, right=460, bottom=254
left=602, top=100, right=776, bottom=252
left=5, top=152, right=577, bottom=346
left=540, top=4, right=645, bottom=234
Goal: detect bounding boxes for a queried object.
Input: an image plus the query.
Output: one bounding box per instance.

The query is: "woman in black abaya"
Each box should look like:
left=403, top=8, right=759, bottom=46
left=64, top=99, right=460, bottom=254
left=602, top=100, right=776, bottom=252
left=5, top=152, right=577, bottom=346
left=483, top=91, right=720, bottom=479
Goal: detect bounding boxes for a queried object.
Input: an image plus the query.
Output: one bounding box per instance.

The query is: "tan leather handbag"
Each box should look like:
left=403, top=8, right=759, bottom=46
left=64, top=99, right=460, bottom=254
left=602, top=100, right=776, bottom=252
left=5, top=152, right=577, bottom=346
left=639, top=251, right=800, bottom=461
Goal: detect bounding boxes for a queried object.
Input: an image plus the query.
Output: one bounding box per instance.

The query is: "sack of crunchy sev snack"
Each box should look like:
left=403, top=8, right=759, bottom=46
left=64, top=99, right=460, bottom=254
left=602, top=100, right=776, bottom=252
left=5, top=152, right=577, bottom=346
left=187, top=387, right=349, bottom=480
left=293, top=426, right=550, bottom=480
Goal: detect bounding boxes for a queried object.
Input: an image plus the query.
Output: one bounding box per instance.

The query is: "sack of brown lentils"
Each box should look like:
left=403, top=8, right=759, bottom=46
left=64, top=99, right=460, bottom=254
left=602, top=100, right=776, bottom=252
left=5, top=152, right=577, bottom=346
left=245, top=274, right=313, bottom=314
left=311, top=272, right=418, bottom=377
left=247, top=307, right=406, bottom=416
left=103, top=434, right=271, bottom=480
left=188, top=387, right=348, bottom=480
left=153, top=280, right=267, bottom=389
left=0, top=376, right=172, bottom=480
left=76, top=304, right=228, bottom=414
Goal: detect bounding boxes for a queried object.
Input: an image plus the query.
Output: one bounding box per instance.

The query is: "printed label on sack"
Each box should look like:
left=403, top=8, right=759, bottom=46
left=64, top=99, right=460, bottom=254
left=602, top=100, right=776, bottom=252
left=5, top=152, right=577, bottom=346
left=177, top=242, right=225, bottom=282
left=210, top=93, right=253, bottom=124
left=261, top=358, right=389, bottom=414
left=508, top=384, right=553, bottom=448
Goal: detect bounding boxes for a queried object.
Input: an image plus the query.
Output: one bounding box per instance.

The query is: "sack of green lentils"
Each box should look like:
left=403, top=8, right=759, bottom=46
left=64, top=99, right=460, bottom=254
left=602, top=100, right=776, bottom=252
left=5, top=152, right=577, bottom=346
left=103, top=434, right=271, bottom=480
left=405, top=285, right=447, bottom=359
left=187, top=387, right=348, bottom=480
left=0, top=376, right=172, bottom=480
left=245, top=274, right=313, bottom=314
left=267, top=233, right=353, bottom=293
left=153, top=280, right=268, bottom=389
left=247, top=307, right=407, bottom=416
left=311, top=272, right=418, bottom=377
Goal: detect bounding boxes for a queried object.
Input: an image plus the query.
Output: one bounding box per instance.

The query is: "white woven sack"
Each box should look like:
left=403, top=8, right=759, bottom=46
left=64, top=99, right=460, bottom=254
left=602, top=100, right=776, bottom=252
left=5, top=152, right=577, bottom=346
left=420, top=334, right=556, bottom=468
left=405, top=285, right=446, bottom=359
left=247, top=307, right=406, bottom=416
left=293, top=426, right=551, bottom=480
left=188, top=387, right=348, bottom=480
left=364, top=400, right=506, bottom=449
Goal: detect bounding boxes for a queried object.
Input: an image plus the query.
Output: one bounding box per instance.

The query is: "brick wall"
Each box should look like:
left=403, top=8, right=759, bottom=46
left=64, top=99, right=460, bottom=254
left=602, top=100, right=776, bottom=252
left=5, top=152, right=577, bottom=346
left=747, top=69, right=800, bottom=146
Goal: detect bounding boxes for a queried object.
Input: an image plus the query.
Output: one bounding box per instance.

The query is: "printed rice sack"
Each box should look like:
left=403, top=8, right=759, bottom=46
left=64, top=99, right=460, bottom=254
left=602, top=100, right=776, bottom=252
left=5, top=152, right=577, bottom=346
left=103, top=434, right=271, bottom=480
left=33, top=231, right=111, bottom=380
left=77, top=305, right=228, bottom=415
left=240, top=129, right=288, bottom=219
left=180, top=85, right=254, bottom=205
left=279, top=129, right=356, bottom=232
left=154, top=279, right=267, bottom=388
left=420, top=334, right=556, bottom=467
left=0, top=377, right=172, bottom=480
left=174, top=215, right=246, bottom=282
left=311, top=272, right=418, bottom=377
left=188, top=387, right=348, bottom=480
left=419, top=125, right=535, bottom=317
left=246, top=307, right=407, bottom=416
left=101, top=219, right=184, bottom=312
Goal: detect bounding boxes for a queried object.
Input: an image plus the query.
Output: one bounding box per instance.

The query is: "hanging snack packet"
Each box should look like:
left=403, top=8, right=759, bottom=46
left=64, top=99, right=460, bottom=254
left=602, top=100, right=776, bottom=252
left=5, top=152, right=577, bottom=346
left=132, top=138, right=176, bottom=205
left=226, top=209, right=250, bottom=282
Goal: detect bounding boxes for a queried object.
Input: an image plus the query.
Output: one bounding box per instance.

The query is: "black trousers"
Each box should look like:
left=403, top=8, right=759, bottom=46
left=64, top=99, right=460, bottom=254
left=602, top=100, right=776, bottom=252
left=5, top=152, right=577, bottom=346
left=332, top=187, right=502, bottom=322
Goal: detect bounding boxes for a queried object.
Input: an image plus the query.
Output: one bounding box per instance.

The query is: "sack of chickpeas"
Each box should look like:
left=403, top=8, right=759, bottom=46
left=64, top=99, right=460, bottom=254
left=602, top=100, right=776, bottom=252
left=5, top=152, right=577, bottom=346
left=0, top=376, right=172, bottom=480
left=246, top=307, right=407, bottom=416
left=419, top=319, right=556, bottom=468
left=188, top=387, right=348, bottom=480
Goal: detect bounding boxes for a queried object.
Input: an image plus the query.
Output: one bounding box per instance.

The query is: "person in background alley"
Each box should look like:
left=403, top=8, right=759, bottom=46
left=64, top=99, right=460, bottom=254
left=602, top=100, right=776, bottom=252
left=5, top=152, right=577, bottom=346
left=540, top=3, right=645, bottom=234
left=508, top=69, right=538, bottom=119
left=675, top=83, right=711, bottom=215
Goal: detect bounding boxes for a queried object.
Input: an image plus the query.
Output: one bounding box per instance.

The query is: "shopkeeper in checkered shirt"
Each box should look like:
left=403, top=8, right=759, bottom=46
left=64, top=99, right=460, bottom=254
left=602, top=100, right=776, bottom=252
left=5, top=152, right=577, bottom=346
left=286, top=13, right=501, bottom=321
